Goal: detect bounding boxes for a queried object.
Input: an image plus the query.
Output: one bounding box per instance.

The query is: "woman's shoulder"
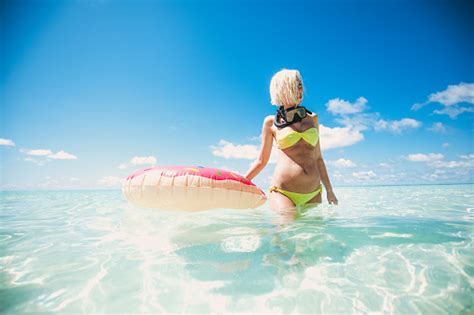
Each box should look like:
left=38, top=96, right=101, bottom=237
left=262, top=115, right=276, bottom=136
left=307, top=111, right=318, bottom=124
left=263, top=115, right=275, bottom=126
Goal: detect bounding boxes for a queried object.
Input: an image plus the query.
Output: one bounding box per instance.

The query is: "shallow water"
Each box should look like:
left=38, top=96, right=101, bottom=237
left=1, top=184, right=473, bottom=314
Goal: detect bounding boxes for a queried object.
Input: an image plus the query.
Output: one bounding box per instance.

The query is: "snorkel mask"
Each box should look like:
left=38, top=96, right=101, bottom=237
left=274, top=105, right=313, bottom=128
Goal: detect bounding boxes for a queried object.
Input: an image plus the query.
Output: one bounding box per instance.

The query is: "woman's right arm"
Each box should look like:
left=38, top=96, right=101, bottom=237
left=312, top=115, right=338, bottom=205
left=244, top=116, right=274, bottom=180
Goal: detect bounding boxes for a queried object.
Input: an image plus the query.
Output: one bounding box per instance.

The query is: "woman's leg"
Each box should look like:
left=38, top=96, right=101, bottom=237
left=297, top=189, right=323, bottom=213
left=307, top=191, right=322, bottom=204
left=269, top=190, right=298, bottom=222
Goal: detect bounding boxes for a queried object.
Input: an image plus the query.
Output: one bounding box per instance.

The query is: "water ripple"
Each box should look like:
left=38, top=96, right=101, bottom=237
left=0, top=185, right=473, bottom=314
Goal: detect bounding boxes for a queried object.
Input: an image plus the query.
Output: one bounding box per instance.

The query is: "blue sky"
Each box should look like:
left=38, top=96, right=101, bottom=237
left=0, top=0, right=473, bottom=190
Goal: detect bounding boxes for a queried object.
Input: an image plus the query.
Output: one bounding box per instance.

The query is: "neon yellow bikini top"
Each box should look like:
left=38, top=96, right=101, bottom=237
left=276, top=127, right=319, bottom=149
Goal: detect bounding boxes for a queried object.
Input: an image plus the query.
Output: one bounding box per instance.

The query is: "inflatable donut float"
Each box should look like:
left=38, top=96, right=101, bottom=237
left=123, top=166, right=267, bottom=211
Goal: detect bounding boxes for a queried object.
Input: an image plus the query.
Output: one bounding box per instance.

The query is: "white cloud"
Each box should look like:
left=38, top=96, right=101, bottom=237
left=211, top=140, right=278, bottom=163
left=405, top=153, right=444, bottom=162
left=426, top=82, right=474, bottom=106
left=323, top=96, right=421, bottom=149
left=212, top=140, right=260, bottom=159
left=412, top=82, right=474, bottom=118
left=0, top=184, right=19, bottom=190
left=27, top=149, right=53, bottom=156
left=24, top=157, right=46, bottom=166
left=38, top=177, right=59, bottom=188
left=336, top=112, right=422, bottom=134
left=70, top=177, right=79, bottom=182
left=374, top=118, right=422, bottom=133
left=329, top=158, right=357, bottom=168
left=319, top=124, right=364, bottom=150
left=130, top=156, right=157, bottom=165
left=23, top=148, right=77, bottom=160
left=419, top=166, right=472, bottom=182
left=352, top=170, right=377, bottom=179
left=433, top=106, right=474, bottom=119
left=97, top=176, right=124, bottom=187
left=48, top=150, right=77, bottom=160
left=428, top=122, right=447, bottom=134
left=442, top=143, right=449, bottom=148
left=249, top=135, right=262, bottom=142
left=326, top=97, right=367, bottom=115
left=334, top=112, right=378, bottom=131
left=119, top=155, right=157, bottom=169
left=404, top=153, right=474, bottom=173
left=429, top=159, right=474, bottom=169
left=0, top=138, right=15, bottom=146
left=426, top=154, right=474, bottom=169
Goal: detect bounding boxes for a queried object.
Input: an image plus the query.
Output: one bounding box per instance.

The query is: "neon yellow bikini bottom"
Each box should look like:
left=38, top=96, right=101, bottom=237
left=269, top=184, right=323, bottom=207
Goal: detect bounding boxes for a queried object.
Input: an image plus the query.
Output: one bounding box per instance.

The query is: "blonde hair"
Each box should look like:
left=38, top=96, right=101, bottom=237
left=269, top=69, right=303, bottom=106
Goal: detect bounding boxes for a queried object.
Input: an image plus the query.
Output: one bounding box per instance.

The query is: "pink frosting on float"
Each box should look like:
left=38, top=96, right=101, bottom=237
left=126, top=166, right=264, bottom=195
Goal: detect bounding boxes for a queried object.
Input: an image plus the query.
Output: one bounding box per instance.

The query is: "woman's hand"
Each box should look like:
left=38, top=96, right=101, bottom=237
left=327, top=190, right=338, bottom=205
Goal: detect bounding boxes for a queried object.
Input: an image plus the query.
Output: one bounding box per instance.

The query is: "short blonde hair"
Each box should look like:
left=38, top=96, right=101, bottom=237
left=269, top=69, right=303, bottom=106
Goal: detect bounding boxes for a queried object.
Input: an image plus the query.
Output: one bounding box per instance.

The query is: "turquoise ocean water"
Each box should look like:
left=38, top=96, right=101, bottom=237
left=1, top=184, right=473, bottom=314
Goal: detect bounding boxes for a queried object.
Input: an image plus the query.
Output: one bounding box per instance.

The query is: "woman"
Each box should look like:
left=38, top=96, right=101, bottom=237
left=245, top=69, right=338, bottom=212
